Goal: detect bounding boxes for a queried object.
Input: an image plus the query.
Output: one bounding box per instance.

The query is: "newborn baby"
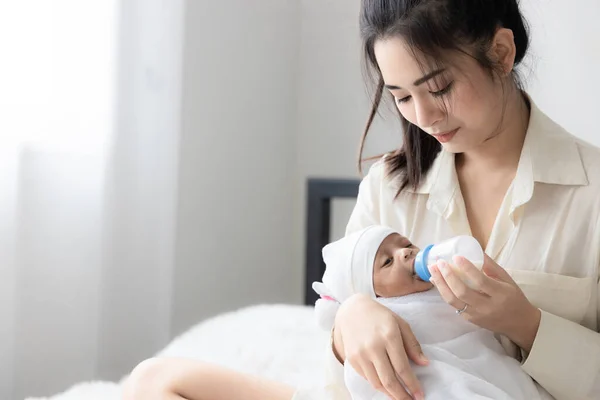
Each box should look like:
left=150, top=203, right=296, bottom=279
left=312, top=225, right=552, bottom=400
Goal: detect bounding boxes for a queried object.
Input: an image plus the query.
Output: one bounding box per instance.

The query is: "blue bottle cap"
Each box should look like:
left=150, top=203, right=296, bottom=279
left=414, top=244, right=434, bottom=281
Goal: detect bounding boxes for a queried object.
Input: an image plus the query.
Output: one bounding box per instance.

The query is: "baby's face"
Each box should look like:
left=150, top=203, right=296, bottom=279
left=373, top=233, right=433, bottom=297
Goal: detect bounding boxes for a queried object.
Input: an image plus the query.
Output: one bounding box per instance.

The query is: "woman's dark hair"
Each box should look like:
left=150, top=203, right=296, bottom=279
left=358, top=0, right=530, bottom=195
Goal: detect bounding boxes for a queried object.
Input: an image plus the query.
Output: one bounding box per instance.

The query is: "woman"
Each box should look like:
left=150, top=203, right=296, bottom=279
left=122, top=1, right=600, bottom=399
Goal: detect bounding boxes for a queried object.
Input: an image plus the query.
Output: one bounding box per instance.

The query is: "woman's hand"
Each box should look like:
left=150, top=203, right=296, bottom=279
left=429, top=254, right=541, bottom=352
left=334, top=293, right=429, bottom=400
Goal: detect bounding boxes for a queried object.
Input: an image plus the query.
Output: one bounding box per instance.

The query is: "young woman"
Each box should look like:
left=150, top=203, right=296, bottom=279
left=122, top=1, right=600, bottom=399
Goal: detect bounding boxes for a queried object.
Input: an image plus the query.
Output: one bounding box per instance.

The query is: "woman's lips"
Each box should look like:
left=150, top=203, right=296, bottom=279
left=432, top=128, right=459, bottom=143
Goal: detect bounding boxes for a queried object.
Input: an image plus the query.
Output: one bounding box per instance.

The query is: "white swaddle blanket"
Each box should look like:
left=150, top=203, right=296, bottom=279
left=344, top=290, right=552, bottom=400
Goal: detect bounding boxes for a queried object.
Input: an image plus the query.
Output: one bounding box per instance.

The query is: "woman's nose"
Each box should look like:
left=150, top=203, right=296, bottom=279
left=414, top=97, right=445, bottom=129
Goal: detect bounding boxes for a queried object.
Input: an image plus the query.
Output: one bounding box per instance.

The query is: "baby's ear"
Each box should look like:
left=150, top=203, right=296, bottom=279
left=312, top=281, right=332, bottom=297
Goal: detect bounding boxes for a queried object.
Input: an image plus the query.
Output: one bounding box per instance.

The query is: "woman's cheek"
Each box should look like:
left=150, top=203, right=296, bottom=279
left=397, top=103, right=416, bottom=125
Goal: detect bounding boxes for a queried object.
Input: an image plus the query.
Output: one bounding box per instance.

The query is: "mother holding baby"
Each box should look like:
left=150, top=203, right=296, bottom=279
left=123, top=1, right=600, bottom=399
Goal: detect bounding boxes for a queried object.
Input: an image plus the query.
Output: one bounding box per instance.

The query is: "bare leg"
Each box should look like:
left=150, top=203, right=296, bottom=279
left=122, top=357, right=296, bottom=400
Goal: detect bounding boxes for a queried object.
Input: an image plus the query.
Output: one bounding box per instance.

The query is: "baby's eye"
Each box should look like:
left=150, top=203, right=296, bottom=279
left=383, top=258, right=393, bottom=267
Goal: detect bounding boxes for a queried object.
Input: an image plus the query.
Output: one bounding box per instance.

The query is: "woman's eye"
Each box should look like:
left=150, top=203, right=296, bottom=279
left=396, top=95, right=411, bottom=104
left=430, top=81, right=454, bottom=97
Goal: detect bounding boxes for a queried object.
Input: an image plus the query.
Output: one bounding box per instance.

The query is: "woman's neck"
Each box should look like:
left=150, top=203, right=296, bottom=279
left=457, top=88, right=530, bottom=173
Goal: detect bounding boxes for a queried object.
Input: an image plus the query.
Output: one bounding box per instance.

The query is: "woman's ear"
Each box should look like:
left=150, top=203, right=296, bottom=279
left=490, top=27, right=517, bottom=76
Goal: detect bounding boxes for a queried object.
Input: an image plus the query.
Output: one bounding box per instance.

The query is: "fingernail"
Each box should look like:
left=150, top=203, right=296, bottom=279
left=413, top=391, right=424, bottom=400
left=438, top=260, right=450, bottom=273
left=420, top=353, right=429, bottom=364
left=428, top=266, right=437, bottom=283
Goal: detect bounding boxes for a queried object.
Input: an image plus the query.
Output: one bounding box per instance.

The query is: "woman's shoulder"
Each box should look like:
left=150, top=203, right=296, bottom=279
left=359, top=154, right=390, bottom=188
left=360, top=153, right=407, bottom=196
left=556, top=127, right=600, bottom=189
left=361, top=151, right=445, bottom=196
left=529, top=101, right=600, bottom=188
left=570, top=136, right=600, bottom=178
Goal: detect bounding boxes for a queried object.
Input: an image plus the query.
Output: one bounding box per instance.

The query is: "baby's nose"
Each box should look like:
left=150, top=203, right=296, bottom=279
left=396, top=248, right=414, bottom=260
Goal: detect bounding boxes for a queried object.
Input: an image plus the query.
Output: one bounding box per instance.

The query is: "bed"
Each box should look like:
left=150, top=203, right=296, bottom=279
left=26, top=177, right=361, bottom=400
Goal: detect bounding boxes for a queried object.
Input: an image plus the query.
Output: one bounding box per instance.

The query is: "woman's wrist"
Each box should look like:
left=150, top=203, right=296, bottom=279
left=332, top=293, right=371, bottom=363
left=332, top=326, right=345, bottom=363
left=509, top=305, right=541, bottom=353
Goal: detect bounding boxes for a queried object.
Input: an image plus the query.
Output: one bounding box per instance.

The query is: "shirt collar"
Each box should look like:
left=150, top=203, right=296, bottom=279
left=524, top=99, right=588, bottom=186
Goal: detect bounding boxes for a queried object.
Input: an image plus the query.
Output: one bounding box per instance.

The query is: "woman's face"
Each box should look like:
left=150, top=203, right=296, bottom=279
left=373, top=36, right=506, bottom=153
left=373, top=233, right=433, bottom=297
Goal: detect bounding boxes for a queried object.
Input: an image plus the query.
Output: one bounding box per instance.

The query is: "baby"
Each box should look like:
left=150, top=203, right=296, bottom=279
left=313, top=225, right=552, bottom=400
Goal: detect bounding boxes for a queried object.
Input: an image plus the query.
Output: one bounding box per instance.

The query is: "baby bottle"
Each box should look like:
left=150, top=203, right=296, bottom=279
left=414, top=235, right=484, bottom=287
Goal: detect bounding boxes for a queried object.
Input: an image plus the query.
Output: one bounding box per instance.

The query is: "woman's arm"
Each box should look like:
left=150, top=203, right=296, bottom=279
left=521, top=307, right=600, bottom=399
left=122, top=358, right=295, bottom=400
left=330, top=294, right=428, bottom=400
left=323, top=159, right=427, bottom=400
left=429, top=256, right=600, bottom=400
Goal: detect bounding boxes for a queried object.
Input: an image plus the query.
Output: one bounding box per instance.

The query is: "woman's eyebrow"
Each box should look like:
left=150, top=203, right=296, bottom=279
left=384, top=68, right=446, bottom=90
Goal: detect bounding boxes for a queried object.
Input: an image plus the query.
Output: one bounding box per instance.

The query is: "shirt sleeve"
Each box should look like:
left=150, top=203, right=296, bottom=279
left=345, top=159, right=385, bottom=235
left=521, top=278, right=600, bottom=399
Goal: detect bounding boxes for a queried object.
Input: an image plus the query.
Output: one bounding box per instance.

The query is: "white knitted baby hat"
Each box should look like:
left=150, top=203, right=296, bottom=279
left=312, top=225, right=397, bottom=331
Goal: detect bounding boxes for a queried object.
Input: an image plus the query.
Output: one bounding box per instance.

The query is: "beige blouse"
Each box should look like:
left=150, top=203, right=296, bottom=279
left=322, top=100, right=600, bottom=400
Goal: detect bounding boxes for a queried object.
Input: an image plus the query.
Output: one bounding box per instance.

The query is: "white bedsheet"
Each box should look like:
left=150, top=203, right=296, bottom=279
left=26, top=304, right=328, bottom=400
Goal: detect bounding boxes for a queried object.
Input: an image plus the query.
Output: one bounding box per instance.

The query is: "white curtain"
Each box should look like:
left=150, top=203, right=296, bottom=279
left=0, top=1, right=184, bottom=399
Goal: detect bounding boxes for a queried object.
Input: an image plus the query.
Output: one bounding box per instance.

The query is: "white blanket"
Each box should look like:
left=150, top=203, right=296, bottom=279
left=25, top=304, right=328, bottom=400
left=27, top=300, right=554, bottom=400
left=345, top=290, right=552, bottom=400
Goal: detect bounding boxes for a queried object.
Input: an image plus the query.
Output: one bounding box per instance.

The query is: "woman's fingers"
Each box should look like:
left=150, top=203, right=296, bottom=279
left=361, top=361, right=395, bottom=400
left=348, top=342, right=398, bottom=399
left=372, top=355, right=415, bottom=400
left=454, top=255, right=506, bottom=295
left=353, top=345, right=405, bottom=400
left=480, top=254, right=516, bottom=284
left=337, top=295, right=425, bottom=399
left=429, top=261, right=487, bottom=310
left=385, top=332, right=425, bottom=400
left=394, top=315, right=428, bottom=366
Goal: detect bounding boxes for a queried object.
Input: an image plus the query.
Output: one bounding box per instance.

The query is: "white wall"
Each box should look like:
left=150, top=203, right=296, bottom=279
left=6, top=1, right=184, bottom=397
left=521, top=0, right=600, bottom=147
left=2, top=2, right=118, bottom=398
left=172, top=0, right=301, bottom=334
left=171, top=1, right=400, bottom=332
left=97, top=0, right=183, bottom=382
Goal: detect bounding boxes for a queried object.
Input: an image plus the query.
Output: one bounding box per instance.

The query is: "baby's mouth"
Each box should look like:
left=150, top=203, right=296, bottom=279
left=410, top=257, right=420, bottom=278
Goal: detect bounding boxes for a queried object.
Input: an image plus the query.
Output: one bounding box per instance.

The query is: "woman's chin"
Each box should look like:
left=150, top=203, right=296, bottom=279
left=440, top=141, right=468, bottom=154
